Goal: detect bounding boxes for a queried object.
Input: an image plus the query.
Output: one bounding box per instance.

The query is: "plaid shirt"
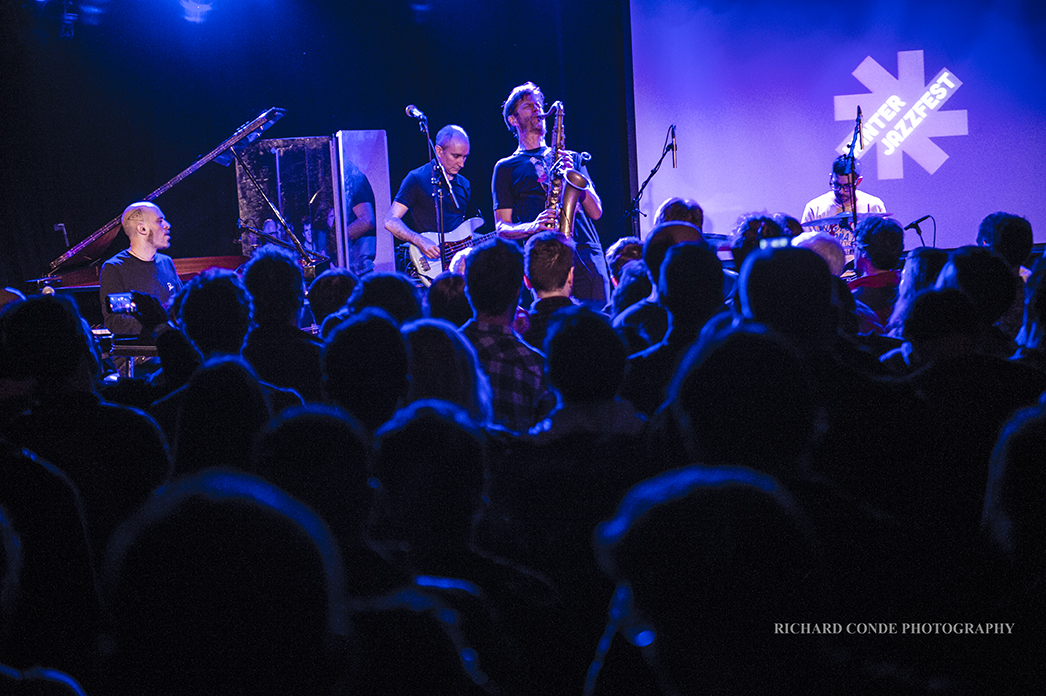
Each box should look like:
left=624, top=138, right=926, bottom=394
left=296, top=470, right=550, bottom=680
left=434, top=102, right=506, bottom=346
left=462, top=320, right=553, bottom=433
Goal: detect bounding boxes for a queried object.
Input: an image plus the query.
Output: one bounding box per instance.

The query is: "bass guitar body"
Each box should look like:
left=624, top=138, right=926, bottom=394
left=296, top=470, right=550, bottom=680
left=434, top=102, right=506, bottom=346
left=409, top=217, right=491, bottom=286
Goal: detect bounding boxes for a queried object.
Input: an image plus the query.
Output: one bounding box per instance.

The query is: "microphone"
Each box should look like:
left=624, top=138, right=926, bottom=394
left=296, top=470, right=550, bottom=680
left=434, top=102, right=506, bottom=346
left=671, top=125, right=677, bottom=168
left=904, top=214, right=931, bottom=231
left=857, top=106, right=863, bottom=150
left=405, top=104, right=426, bottom=121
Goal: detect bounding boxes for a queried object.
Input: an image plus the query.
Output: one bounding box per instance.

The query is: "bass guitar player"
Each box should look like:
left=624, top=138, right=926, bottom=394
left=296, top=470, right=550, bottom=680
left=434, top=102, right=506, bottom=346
left=384, top=123, right=483, bottom=285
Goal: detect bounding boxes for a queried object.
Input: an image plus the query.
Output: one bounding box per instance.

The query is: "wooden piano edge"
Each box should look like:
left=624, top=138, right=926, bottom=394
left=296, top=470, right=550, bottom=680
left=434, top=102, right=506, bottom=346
left=41, top=255, right=249, bottom=290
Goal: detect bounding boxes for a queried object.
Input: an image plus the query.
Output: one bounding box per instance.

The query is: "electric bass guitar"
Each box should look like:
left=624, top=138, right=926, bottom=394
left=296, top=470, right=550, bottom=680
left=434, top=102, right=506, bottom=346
left=409, top=217, right=494, bottom=286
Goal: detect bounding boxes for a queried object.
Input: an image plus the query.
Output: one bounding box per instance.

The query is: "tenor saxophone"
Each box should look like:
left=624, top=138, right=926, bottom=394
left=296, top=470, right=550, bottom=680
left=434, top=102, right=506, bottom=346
left=541, top=101, right=590, bottom=240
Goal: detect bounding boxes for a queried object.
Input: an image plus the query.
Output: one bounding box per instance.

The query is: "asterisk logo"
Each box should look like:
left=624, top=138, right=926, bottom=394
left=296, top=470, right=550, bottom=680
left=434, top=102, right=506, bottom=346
left=835, top=50, right=968, bottom=179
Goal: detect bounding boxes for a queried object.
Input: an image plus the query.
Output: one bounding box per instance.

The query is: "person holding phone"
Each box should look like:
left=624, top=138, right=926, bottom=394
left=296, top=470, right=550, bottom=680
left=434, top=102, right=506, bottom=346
left=99, top=201, right=182, bottom=336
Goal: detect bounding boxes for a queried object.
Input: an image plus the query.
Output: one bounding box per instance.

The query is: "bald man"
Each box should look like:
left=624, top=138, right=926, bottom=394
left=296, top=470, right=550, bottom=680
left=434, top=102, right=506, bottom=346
left=385, top=124, right=476, bottom=281
left=99, top=201, right=182, bottom=335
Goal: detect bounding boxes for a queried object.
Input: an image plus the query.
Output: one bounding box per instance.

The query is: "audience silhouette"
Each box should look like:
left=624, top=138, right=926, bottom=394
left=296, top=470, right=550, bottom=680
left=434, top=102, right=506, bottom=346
left=1, top=200, right=1043, bottom=695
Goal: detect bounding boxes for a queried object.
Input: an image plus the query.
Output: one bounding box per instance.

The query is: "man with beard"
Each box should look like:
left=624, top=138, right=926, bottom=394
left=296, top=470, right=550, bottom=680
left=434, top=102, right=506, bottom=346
left=99, top=201, right=182, bottom=336
left=801, top=155, right=887, bottom=258
left=492, top=81, right=611, bottom=307
left=801, top=155, right=887, bottom=225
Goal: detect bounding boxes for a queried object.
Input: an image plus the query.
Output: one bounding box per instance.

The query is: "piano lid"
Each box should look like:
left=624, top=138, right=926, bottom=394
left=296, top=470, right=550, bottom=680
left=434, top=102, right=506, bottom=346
left=46, top=107, right=285, bottom=275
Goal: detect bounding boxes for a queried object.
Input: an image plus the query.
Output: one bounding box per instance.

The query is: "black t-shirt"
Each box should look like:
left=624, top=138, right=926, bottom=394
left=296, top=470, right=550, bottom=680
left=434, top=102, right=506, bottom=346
left=99, top=249, right=182, bottom=334
left=344, top=163, right=377, bottom=237
left=394, top=160, right=471, bottom=237
left=491, top=146, right=600, bottom=250
left=492, top=146, right=610, bottom=303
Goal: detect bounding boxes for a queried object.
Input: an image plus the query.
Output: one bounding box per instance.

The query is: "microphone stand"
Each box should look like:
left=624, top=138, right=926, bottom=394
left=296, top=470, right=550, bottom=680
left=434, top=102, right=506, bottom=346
left=413, top=115, right=458, bottom=274
left=237, top=220, right=329, bottom=264
left=834, top=109, right=862, bottom=270
left=844, top=109, right=862, bottom=234
left=621, top=125, right=675, bottom=237
left=233, top=149, right=325, bottom=277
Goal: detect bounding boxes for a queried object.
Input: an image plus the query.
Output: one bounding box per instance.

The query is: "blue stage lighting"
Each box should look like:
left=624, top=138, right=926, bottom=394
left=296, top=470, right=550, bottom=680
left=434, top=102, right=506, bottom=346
left=180, top=0, right=213, bottom=24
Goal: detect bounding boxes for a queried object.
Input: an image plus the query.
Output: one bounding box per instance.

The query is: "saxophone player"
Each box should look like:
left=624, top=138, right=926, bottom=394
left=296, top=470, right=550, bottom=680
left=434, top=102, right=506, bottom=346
left=493, top=81, right=611, bottom=306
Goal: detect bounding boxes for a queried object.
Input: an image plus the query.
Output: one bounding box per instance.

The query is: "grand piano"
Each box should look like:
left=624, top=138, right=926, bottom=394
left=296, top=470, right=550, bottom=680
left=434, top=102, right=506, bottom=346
left=38, top=108, right=286, bottom=325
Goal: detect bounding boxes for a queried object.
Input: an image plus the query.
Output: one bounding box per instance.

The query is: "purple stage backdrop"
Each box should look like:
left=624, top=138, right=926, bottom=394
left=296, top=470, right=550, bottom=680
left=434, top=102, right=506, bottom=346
left=629, top=0, right=1046, bottom=251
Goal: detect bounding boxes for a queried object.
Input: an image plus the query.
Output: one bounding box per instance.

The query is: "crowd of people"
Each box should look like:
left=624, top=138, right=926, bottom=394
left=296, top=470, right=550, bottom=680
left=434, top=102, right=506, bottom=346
left=1, top=196, right=1044, bottom=694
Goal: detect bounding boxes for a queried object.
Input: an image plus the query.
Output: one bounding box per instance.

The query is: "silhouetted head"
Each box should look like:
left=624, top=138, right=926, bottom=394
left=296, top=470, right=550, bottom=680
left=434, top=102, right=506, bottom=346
left=885, top=246, right=949, bottom=336
left=102, top=468, right=347, bottom=695
left=854, top=217, right=905, bottom=272
left=465, top=238, right=524, bottom=319
left=653, top=197, right=704, bottom=230
left=935, top=245, right=1017, bottom=327
left=424, top=272, right=473, bottom=327
left=658, top=241, right=724, bottom=329
left=242, top=244, right=305, bottom=326
left=1018, top=256, right=1046, bottom=347
left=670, top=323, right=822, bottom=471
left=604, top=236, right=643, bottom=286
left=545, top=306, right=627, bottom=404
left=372, top=400, right=486, bottom=541
left=730, top=214, right=784, bottom=270
left=346, top=272, right=421, bottom=326
left=977, top=212, right=1033, bottom=270
left=791, top=231, right=846, bottom=277
left=902, top=288, right=979, bottom=365
left=307, top=268, right=359, bottom=325
left=172, top=355, right=270, bottom=476
left=609, top=259, right=653, bottom=318
left=739, top=245, right=835, bottom=345
left=982, top=404, right=1046, bottom=572
left=643, top=222, right=707, bottom=286
left=773, top=213, right=804, bottom=238
left=322, top=307, right=409, bottom=432
left=178, top=268, right=252, bottom=356
left=594, top=465, right=826, bottom=693
left=0, top=294, right=99, bottom=392
left=254, top=403, right=371, bottom=545
left=402, top=318, right=493, bottom=424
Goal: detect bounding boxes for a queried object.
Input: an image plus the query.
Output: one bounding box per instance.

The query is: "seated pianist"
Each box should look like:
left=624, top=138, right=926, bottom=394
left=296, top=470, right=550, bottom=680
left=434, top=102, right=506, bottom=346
left=99, top=201, right=182, bottom=338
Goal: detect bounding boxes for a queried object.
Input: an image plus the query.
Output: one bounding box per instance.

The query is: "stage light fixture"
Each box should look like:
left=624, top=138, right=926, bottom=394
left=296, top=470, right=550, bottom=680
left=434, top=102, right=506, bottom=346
left=59, top=2, right=77, bottom=38
left=180, top=0, right=213, bottom=24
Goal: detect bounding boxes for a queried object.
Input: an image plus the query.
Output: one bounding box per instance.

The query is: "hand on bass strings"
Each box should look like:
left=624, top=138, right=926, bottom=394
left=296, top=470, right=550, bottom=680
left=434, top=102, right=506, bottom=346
left=415, top=236, right=441, bottom=259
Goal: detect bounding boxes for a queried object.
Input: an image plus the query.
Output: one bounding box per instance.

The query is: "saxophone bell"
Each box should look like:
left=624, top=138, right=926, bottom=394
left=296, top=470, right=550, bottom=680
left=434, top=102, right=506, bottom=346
left=558, top=169, right=588, bottom=240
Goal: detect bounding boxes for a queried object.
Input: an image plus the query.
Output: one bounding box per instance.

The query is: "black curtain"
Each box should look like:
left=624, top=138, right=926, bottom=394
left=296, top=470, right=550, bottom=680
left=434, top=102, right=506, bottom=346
left=0, top=0, right=636, bottom=289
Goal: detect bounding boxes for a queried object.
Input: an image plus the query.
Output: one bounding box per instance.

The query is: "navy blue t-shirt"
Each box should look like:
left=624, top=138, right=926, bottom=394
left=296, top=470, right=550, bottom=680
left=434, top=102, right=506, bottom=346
left=393, top=160, right=471, bottom=236
left=491, top=146, right=609, bottom=303
left=99, top=250, right=182, bottom=335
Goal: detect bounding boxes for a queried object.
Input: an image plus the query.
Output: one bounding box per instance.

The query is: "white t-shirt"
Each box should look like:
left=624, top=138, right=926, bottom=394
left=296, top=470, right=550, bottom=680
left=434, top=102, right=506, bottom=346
left=801, top=190, right=887, bottom=225
left=801, top=190, right=887, bottom=254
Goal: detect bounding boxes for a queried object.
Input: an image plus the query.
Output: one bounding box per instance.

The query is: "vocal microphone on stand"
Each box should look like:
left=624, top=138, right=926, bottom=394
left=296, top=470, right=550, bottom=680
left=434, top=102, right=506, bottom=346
left=671, top=125, right=677, bottom=168
left=405, top=104, right=426, bottom=121
left=857, top=106, right=863, bottom=150
left=904, top=215, right=931, bottom=232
